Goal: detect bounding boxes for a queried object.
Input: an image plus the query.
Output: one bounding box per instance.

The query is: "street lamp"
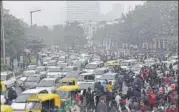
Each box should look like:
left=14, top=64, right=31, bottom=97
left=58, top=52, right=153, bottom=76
left=0, top=1, right=6, bottom=64
left=30, top=9, right=41, bottom=26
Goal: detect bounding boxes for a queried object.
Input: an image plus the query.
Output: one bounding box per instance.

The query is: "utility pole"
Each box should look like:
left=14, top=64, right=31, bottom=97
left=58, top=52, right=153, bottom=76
left=0, top=1, right=5, bottom=64
left=30, top=9, right=41, bottom=26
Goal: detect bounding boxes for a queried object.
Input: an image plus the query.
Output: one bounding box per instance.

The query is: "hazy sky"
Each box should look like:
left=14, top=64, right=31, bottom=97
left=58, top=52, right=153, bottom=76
left=3, top=1, right=144, bottom=27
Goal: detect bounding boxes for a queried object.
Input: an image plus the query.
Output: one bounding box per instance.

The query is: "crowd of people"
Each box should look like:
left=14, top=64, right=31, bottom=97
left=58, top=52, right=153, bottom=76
left=72, top=63, right=178, bottom=112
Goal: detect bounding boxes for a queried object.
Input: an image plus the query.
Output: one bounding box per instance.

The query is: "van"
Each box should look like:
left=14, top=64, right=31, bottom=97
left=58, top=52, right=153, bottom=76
left=1, top=71, right=16, bottom=88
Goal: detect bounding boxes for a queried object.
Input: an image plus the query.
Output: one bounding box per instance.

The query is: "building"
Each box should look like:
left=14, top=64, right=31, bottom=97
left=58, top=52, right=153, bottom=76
left=100, top=3, right=124, bottom=21
left=66, top=1, right=100, bottom=23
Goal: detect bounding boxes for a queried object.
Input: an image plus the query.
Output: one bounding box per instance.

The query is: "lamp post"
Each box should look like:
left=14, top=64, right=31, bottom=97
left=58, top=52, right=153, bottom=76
left=0, top=1, right=5, bottom=64
left=30, top=9, right=41, bottom=26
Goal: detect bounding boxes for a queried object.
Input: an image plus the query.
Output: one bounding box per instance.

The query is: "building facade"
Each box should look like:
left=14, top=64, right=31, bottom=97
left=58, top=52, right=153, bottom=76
left=66, top=1, right=100, bottom=23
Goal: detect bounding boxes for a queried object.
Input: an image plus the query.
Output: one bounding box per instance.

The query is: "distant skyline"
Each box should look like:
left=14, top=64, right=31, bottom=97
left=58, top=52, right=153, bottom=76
left=3, top=1, right=144, bottom=26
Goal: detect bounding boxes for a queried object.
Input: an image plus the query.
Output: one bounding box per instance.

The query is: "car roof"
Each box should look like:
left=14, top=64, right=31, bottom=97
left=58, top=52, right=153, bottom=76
left=95, top=67, right=108, bottom=71
left=41, top=78, right=57, bottom=80
left=29, top=74, right=42, bottom=76
left=36, top=66, right=45, bottom=68
left=22, top=88, right=47, bottom=94
left=47, top=66, right=60, bottom=68
left=103, top=72, right=118, bottom=76
left=80, top=72, right=94, bottom=76
left=1, top=71, right=13, bottom=76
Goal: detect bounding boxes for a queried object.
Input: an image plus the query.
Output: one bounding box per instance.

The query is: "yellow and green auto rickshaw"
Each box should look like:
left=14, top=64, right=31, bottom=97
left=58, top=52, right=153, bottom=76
left=24, top=94, right=61, bottom=112
left=59, top=78, right=80, bottom=90
left=104, top=60, right=120, bottom=68
left=1, top=105, right=14, bottom=112
left=55, top=85, right=79, bottom=112
left=0, top=81, right=6, bottom=94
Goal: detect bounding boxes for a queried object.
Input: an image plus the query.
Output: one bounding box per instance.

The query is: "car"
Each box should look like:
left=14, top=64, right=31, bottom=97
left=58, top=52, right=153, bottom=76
left=23, top=70, right=36, bottom=76
left=77, top=72, right=95, bottom=84
left=144, top=58, right=160, bottom=67
left=16, top=76, right=28, bottom=86
left=58, top=62, right=68, bottom=70
left=42, top=57, right=52, bottom=65
left=36, top=77, right=61, bottom=92
left=63, top=66, right=78, bottom=72
left=94, top=67, right=109, bottom=79
left=47, top=66, right=62, bottom=78
left=1, top=71, right=16, bottom=88
left=47, top=60, right=57, bottom=66
left=130, top=64, right=144, bottom=75
left=97, top=72, right=118, bottom=86
left=120, top=59, right=137, bottom=70
left=11, top=88, right=50, bottom=112
left=84, top=61, right=104, bottom=73
left=23, top=74, right=44, bottom=89
left=27, top=65, right=37, bottom=70
left=35, top=66, right=47, bottom=74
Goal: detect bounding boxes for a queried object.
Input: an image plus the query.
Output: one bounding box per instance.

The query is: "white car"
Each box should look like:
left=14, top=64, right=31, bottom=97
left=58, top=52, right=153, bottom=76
left=77, top=72, right=95, bottom=85
left=94, top=67, right=109, bottom=80
left=36, top=77, right=61, bottom=92
left=27, top=65, right=37, bottom=70
left=120, top=59, right=137, bottom=70
left=1, top=71, right=16, bottom=88
left=84, top=61, right=104, bottom=73
left=97, top=72, right=117, bottom=86
left=23, top=70, right=36, bottom=76
left=47, top=66, right=62, bottom=78
left=11, top=88, right=50, bottom=112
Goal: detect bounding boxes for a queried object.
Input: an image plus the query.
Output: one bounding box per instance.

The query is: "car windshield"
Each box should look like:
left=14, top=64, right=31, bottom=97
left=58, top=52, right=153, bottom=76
left=36, top=67, right=45, bottom=71
left=19, top=77, right=27, bottom=81
left=85, top=64, right=98, bottom=69
left=1, top=75, right=6, bottom=81
left=60, top=81, right=75, bottom=86
left=94, top=69, right=105, bottom=75
left=15, top=93, right=33, bottom=103
left=27, top=66, right=36, bottom=70
left=120, top=62, right=129, bottom=66
left=131, top=65, right=142, bottom=71
left=26, top=101, right=41, bottom=110
left=26, top=76, right=40, bottom=82
left=48, top=68, right=61, bottom=72
left=56, top=91, right=70, bottom=99
left=63, top=68, right=72, bottom=72
left=24, top=71, right=35, bottom=76
left=37, top=80, right=55, bottom=87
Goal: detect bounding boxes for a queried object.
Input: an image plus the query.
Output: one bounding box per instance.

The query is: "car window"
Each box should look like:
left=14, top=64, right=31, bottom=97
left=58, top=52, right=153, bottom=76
left=87, top=75, right=95, bottom=80
left=6, top=73, right=13, bottom=80
left=37, top=80, right=55, bottom=87
left=39, top=90, right=48, bottom=93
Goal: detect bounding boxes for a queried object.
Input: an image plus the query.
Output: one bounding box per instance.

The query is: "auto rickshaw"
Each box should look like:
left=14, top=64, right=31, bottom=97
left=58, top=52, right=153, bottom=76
left=24, top=94, right=61, bottom=112
left=104, top=60, right=120, bottom=69
left=1, top=105, right=14, bottom=112
left=59, top=78, right=80, bottom=90
left=0, top=81, right=6, bottom=94
left=55, top=86, right=79, bottom=112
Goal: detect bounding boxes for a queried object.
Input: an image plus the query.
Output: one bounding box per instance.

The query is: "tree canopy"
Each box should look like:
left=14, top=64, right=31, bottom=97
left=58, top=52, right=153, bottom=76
left=92, top=1, right=178, bottom=49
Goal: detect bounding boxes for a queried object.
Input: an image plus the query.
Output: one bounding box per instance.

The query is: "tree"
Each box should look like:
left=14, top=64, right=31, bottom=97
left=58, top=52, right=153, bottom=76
left=63, top=21, right=86, bottom=49
left=2, top=9, right=28, bottom=57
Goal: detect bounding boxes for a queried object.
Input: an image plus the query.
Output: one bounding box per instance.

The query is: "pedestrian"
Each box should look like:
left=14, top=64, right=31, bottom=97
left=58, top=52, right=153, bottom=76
left=5, top=86, right=17, bottom=105
left=71, top=101, right=80, bottom=112
left=96, top=96, right=108, bottom=112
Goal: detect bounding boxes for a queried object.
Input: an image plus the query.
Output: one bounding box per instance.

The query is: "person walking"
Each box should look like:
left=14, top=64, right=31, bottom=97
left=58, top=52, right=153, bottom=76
left=96, top=96, right=108, bottom=112
left=71, top=101, right=80, bottom=112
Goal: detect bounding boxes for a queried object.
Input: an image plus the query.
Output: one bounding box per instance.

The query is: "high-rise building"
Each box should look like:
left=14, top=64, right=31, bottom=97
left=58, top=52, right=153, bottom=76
left=66, top=1, right=100, bottom=23
left=100, top=3, right=124, bottom=21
